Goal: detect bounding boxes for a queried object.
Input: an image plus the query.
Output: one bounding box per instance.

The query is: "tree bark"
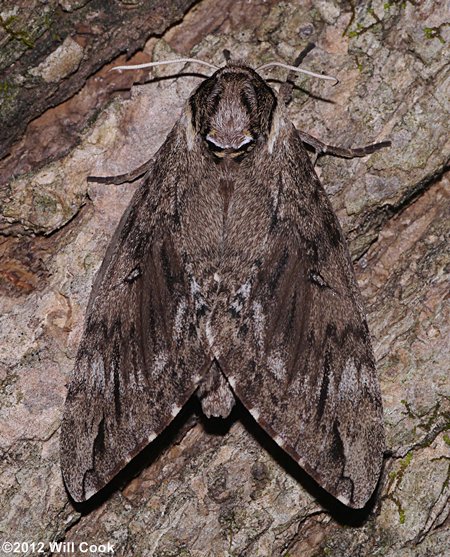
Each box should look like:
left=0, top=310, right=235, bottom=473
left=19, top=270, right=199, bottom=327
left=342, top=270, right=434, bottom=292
left=0, top=1, right=448, bottom=556
left=0, top=0, right=198, bottom=162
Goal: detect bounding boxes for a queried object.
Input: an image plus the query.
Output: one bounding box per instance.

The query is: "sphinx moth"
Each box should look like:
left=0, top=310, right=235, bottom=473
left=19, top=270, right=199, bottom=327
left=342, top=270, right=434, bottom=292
left=61, top=53, right=386, bottom=508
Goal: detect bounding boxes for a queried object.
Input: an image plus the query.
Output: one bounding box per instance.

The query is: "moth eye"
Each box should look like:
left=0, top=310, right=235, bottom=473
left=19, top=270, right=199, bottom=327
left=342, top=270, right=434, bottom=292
left=204, top=133, right=255, bottom=155
left=205, top=135, right=226, bottom=152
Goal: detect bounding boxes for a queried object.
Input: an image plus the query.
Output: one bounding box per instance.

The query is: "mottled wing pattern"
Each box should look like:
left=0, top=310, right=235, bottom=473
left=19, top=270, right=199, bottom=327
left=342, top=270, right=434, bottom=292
left=61, top=126, right=208, bottom=502
left=218, top=128, right=384, bottom=508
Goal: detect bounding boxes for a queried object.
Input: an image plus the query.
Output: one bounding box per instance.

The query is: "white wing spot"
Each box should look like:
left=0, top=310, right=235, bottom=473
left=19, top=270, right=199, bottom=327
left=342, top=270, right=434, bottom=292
left=125, top=267, right=141, bottom=282
left=252, top=302, right=266, bottom=349
left=92, top=356, right=105, bottom=390
left=249, top=407, right=260, bottom=421
left=173, top=300, right=187, bottom=338
left=230, top=280, right=252, bottom=315
left=339, top=359, right=359, bottom=400
left=274, top=435, right=285, bottom=448
left=237, top=280, right=251, bottom=299
left=171, top=404, right=181, bottom=417
left=205, top=318, right=221, bottom=359
left=267, top=351, right=287, bottom=380
left=214, top=272, right=221, bottom=283
left=147, top=432, right=157, bottom=443
left=190, top=278, right=201, bottom=295
left=228, top=375, right=236, bottom=389
left=84, top=488, right=97, bottom=501
left=230, top=299, right=242, bottom=314
left=336, top=493, right=351, bottom=507
left=152, top=352, right=168, bottom=377
left=205, top=319, right=215, bottom=348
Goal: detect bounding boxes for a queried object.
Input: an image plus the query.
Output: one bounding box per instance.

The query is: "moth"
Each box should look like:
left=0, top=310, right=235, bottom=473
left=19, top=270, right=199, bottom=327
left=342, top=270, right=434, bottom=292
left=61, top=51, right=387, bottom=509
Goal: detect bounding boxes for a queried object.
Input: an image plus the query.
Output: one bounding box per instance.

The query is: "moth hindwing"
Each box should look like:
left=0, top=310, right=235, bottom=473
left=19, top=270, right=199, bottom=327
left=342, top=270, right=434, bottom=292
left=61, top=60, right=385, bottom=508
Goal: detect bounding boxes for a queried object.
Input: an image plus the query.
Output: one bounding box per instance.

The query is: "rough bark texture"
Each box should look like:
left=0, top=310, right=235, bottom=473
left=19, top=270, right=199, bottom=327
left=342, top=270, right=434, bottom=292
left=0, top=0, right=198, bottom=162
left=0, top=1, right=448, bottom=556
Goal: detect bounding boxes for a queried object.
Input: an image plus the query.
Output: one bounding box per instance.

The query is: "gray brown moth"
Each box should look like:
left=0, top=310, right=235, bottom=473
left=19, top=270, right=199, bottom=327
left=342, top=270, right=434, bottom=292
left=61, top=53, right=387, bottom=509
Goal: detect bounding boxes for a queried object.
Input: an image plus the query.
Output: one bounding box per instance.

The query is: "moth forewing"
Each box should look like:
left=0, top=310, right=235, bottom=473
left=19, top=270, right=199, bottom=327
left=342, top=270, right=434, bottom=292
left=61, top=59, right=385, bottom=509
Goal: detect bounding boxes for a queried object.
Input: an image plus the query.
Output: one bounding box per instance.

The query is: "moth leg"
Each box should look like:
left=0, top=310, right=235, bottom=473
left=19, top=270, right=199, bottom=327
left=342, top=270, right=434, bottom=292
left=87, top=158, right=153, bottom=184
left=297, top=129, right=391, bottom=165
left=223, top=49, right=232, bottom=62
left=279, top=43, right=316, bottom=106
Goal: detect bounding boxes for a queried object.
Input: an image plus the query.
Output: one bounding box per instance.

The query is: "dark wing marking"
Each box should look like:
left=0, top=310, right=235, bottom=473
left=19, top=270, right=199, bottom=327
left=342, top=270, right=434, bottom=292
left=216, top=126, right=384, bottom=508
left=61, top=125, right=208, bottom=502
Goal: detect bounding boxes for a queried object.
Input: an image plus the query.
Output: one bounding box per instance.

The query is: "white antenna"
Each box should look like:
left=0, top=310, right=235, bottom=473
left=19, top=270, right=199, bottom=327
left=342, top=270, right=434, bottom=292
left=111, top=58, right=219, bottom=73
left=111, top=58, right=338, bottom=85
left=256, top=61, right=338, bottom=84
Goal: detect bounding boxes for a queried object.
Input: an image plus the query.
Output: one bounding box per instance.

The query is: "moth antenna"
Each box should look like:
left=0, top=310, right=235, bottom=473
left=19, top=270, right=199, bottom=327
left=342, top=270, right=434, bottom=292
left=111, top=58, right=219, bottom=72
left=256, top=62, right=339, bottom=85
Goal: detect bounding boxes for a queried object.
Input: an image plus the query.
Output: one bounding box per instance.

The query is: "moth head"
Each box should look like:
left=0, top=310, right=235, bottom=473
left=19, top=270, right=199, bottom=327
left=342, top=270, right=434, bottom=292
left=111, top=57, right=337, bottom=158
left=190, top=63, right=277, bottom=159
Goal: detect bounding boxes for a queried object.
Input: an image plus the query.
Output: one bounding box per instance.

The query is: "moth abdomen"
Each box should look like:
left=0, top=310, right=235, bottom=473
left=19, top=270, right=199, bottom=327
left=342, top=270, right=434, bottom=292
left=197, top=360, right=235, bottom=419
